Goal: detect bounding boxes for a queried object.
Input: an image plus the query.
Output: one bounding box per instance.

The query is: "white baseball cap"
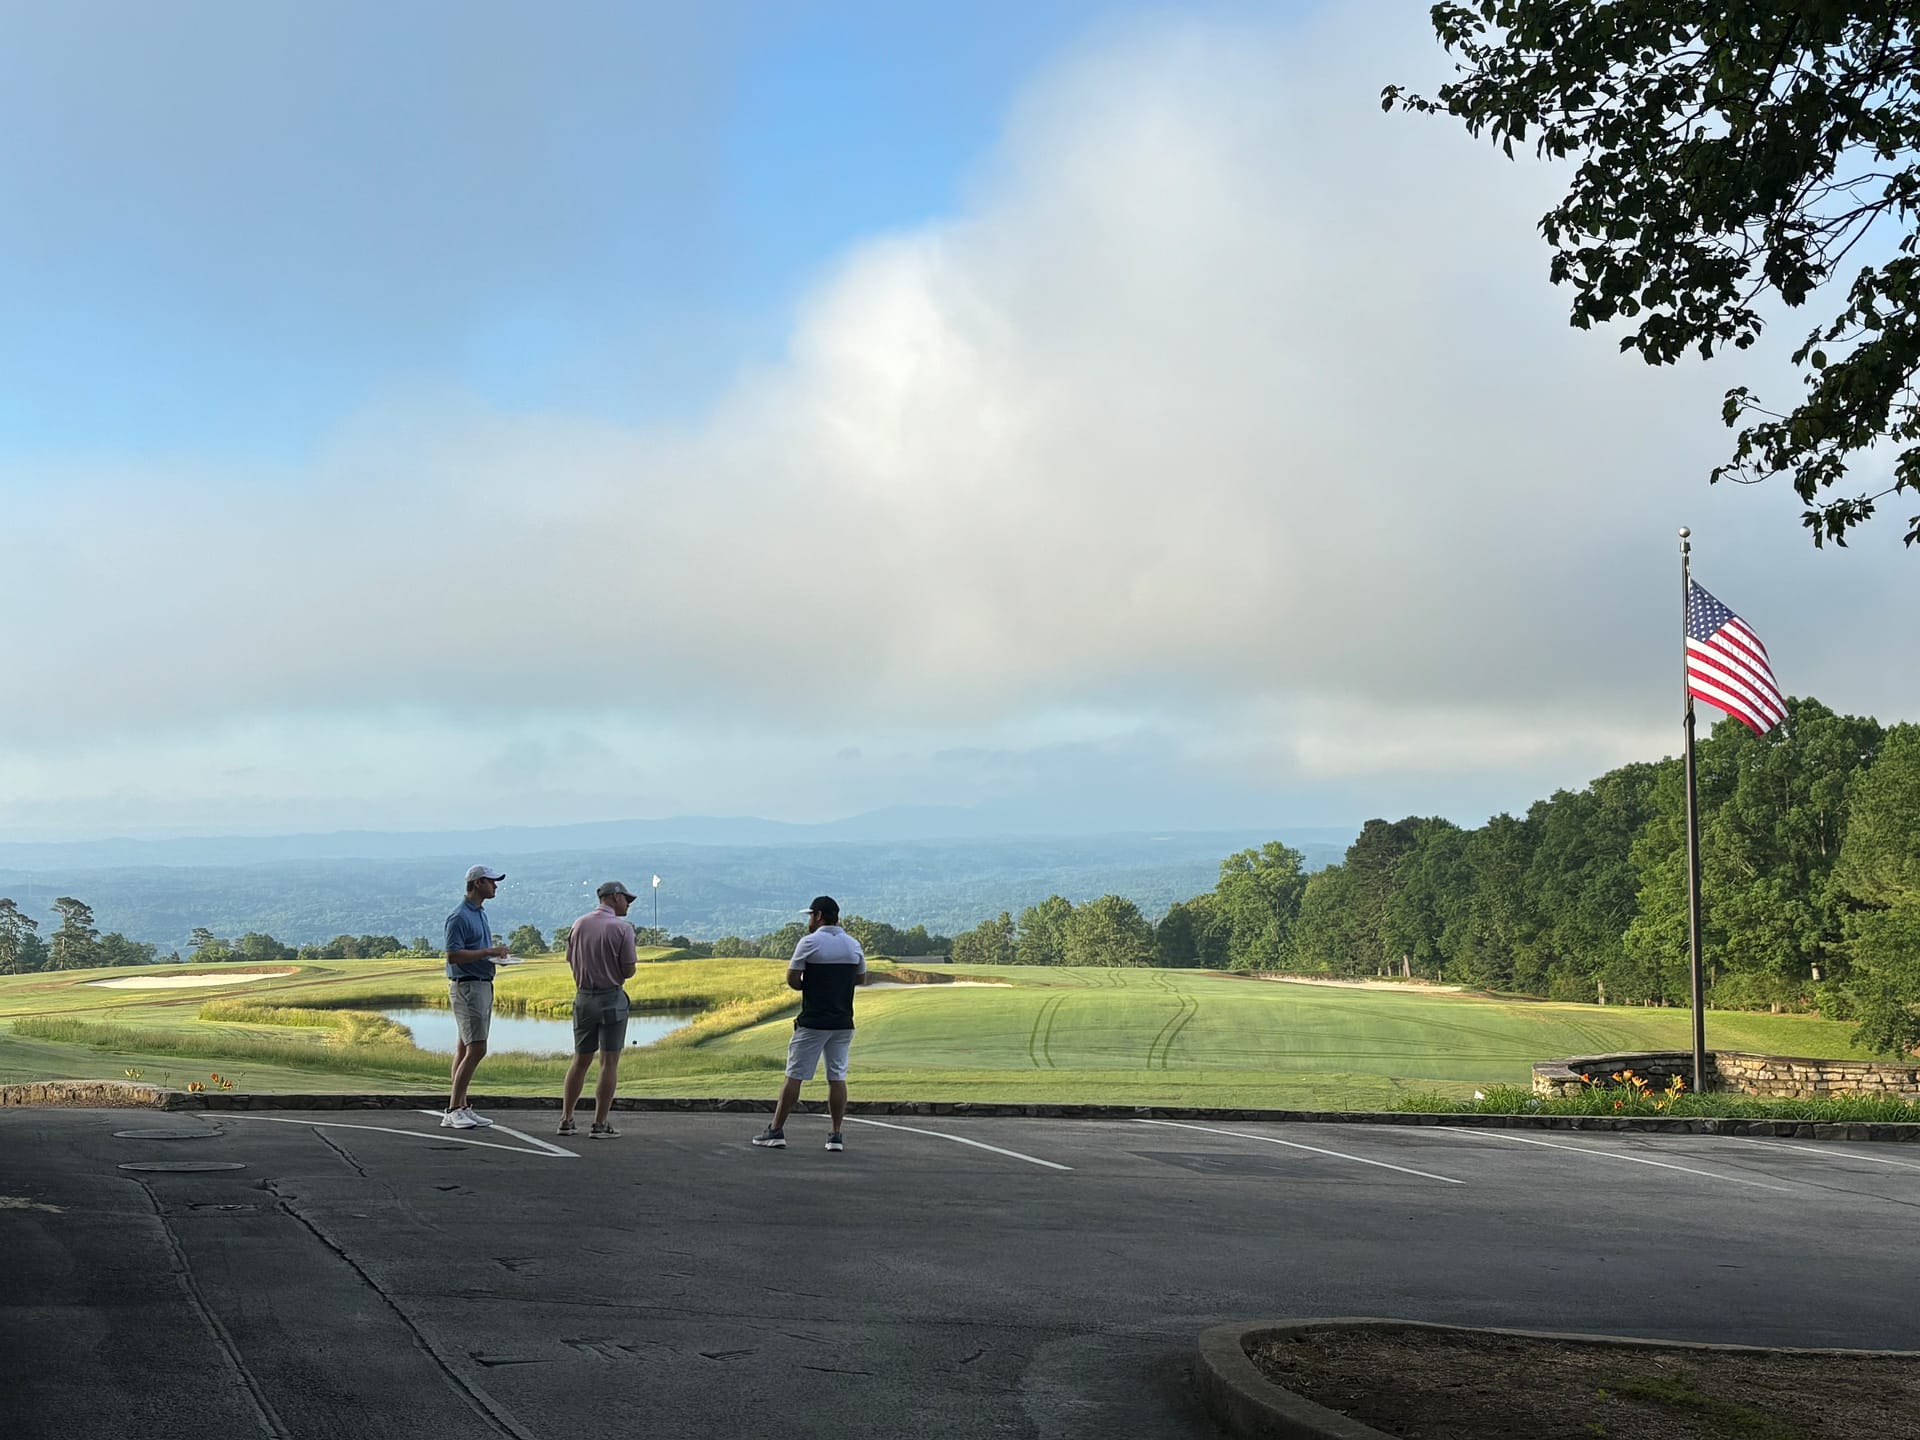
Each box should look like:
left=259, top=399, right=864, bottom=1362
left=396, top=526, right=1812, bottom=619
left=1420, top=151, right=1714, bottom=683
left=465, top=864, right=506, bottom=884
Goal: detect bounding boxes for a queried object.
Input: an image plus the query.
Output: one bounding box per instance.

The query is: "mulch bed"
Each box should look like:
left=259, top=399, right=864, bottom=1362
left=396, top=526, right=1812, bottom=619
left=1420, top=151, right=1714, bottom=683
left=1249, top=1326, right=1920, bottom=1440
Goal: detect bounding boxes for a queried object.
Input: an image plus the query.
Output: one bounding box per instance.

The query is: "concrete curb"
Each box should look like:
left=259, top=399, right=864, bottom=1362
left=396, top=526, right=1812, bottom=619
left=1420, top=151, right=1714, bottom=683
left=1197, top=1319, right=1920, bottom=1440
left=4, top=1083, right=1918, bottom=1139
left=1196, top=1322, right=1394, bottom=1439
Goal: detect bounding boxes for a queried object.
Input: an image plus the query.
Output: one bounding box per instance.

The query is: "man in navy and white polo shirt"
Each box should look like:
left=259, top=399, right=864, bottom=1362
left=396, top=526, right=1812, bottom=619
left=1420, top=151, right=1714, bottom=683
left=442, top=864, right=509, bottom=1130
left=752, top=895, right=866, bottom=1153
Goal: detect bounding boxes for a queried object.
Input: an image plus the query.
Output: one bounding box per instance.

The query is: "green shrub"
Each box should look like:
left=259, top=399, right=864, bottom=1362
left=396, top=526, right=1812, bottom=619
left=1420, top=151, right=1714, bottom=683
left=1393, top=1085, right=1920, bottom=1123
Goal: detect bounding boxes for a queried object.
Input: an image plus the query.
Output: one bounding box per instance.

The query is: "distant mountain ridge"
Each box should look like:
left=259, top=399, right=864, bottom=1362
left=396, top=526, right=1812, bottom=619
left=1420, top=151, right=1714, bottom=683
left=0, top=821, right=1359, bottom=953
left=0, top=808, right=1361, bottom=872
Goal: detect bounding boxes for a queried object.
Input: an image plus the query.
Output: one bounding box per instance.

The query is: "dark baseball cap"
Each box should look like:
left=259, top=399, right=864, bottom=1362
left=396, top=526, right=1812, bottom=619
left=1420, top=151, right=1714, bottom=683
left=805, top=895, right=839, bottom=922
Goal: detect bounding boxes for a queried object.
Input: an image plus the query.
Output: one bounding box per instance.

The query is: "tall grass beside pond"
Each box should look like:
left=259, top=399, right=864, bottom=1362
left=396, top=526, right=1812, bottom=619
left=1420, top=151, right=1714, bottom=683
left=11, top=1013, right=780, bottom=1086
left=194, top=958, right=806, bottom=1047
left=198, top=999, right=412, bottom=1044
left=489, top=957, right=799, bottom=1020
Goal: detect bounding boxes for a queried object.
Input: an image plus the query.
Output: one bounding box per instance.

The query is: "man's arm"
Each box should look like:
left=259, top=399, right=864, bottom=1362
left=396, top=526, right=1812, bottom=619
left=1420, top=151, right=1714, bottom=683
left=446, top=912, right=506, bottom=965
left=786, top=930, right=815, bottom=991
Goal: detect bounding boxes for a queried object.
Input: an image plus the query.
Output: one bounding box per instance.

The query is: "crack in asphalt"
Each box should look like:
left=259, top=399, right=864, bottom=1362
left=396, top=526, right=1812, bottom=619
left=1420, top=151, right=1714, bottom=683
left=131, top=1177, right=294, bottom=1440
left=314, top=1128, right=369, bottom=1179
left=263, top=1180, right=541, bottom=1440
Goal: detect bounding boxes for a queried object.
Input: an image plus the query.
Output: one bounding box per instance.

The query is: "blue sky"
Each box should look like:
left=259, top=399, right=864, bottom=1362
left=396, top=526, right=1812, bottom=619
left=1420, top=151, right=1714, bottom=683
left=0, top=1, right=1913, bottom=841
left=0, top=2, right=1129, bottom=459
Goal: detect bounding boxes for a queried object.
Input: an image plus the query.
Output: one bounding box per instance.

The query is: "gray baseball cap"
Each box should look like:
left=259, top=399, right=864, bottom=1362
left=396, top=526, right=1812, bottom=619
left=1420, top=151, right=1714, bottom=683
left=597, top=880, right=638, bottom=900
left=465, top=864, right=506, bottom=884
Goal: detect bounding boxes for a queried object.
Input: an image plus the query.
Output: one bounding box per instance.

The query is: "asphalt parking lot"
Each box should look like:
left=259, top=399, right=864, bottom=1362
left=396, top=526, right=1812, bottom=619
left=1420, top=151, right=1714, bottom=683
left=5, top=1107, right=1918, bottom=1439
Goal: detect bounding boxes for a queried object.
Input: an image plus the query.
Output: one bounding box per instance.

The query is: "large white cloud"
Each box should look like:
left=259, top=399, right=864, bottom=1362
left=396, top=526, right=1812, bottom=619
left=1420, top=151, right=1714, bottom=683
left=1, top=7, right=1911, bottom=835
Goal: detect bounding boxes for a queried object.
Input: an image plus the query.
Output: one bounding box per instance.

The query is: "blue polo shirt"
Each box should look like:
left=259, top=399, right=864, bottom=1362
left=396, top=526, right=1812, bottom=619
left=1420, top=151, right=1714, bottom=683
left=444, top=900, right=497, bottom=981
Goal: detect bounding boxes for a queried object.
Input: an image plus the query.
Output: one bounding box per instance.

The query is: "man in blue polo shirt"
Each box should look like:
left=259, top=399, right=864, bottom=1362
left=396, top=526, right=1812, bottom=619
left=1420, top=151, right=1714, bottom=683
left=752, top=894, right=867, bottom=1152
left=443, top=864, right=509, bottom=1130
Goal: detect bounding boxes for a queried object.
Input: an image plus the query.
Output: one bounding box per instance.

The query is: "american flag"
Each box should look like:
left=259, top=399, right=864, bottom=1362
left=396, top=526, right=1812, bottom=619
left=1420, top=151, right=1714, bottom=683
left=1685, top=581, right=1784, bottom=735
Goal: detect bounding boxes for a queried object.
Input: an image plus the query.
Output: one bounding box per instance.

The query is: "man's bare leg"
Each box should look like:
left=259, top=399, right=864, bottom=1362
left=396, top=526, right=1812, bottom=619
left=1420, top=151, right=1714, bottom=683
left=450, top=1039, right=488, bottom=1112
left=561, top=1051, right=594, bottom=1124
left=827, top=1079, right=848, bottom=1133
left=771, top=1076, right=803, bottom=1130
left=593, top=1051, right=621, bottom=1126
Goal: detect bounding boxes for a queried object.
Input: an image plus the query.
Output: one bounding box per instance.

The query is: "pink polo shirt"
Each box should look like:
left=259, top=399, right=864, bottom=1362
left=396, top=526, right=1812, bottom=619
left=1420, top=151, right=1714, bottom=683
left=566, top=905, right=638, bottom=991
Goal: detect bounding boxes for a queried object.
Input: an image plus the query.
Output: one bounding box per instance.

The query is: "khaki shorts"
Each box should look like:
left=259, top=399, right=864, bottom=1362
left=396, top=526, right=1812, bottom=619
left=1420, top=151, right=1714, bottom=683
left=448, top=980, right=493, bottom=1044
left=572, top=988, right=630, bottom=1054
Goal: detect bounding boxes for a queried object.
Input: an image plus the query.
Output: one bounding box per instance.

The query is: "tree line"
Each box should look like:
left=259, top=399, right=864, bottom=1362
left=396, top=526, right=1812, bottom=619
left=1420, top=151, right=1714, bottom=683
left=0, top=897, right=169, bottom=972
left=0, top=901, right=430, bottom=974
left=946, top=700, right=1920, bottom=1055
left=0, top=904, right=954, bottom=975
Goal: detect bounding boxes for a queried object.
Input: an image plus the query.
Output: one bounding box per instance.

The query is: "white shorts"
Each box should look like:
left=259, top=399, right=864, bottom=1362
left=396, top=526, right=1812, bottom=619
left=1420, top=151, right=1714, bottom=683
left=786, top=1026, right=853, bottom=1082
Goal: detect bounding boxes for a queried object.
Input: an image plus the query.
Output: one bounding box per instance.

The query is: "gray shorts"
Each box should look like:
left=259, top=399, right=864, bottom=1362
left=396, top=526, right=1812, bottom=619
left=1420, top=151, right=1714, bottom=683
left=448, top=980, right=493, bottom=1045
left=572, top=988, right=630, bottom=1054
left=786, top=1026, right=853, bottom=1082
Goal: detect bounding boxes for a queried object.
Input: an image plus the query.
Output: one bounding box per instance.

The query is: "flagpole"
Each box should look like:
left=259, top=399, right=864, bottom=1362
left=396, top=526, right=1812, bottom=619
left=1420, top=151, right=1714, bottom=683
left=1679, top=527, right=1707, bottom=1096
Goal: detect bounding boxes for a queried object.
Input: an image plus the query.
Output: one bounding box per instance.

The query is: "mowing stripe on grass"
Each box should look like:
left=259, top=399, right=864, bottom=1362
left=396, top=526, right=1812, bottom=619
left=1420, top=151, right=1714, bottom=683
left=1026, top=993, right=1065, bottom=1070
left=1161, top=993, right=1199, bottom=1069
left=1042, top=991, right=1065, bottom=1068
left=1145, top=993, right=1189, bottom=1070
left=1433, top=1127, right=1794, bottom=1192
left=844, top=1116, right=1071, bottom=1171
left=1134, top=1118, right=1465, bottom=1185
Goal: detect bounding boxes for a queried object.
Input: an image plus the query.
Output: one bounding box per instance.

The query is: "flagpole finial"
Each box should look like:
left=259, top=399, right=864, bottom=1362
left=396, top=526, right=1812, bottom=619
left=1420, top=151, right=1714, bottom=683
left=1678, top=526, right=1689, bottom=538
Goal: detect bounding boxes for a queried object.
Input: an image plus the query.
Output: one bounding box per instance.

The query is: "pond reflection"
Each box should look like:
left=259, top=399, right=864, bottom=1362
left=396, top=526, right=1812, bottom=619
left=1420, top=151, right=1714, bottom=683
left=382, top=1008, right=690, bottom=1054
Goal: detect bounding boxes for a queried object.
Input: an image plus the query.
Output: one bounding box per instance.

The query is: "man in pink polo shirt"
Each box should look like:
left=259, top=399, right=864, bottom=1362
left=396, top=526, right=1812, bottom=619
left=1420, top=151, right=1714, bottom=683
left=559, top=880, right=640, bottom=1139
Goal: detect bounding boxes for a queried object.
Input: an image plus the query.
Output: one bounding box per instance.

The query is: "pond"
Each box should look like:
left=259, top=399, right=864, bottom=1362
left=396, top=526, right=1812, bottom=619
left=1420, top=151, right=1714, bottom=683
left=382, top=1008, right=691, bottom=1054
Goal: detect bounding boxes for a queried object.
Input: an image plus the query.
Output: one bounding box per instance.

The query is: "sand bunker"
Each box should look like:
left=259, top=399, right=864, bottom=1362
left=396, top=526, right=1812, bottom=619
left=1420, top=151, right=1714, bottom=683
left=85, top=971, right=291, bottom=989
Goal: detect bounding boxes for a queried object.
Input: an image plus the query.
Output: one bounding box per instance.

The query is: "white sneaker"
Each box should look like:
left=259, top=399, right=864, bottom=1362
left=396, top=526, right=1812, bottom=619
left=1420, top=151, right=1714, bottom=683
left=463, top=1107, right=494, bottom=1128
left=442, top=1108, right=480, bottom=1130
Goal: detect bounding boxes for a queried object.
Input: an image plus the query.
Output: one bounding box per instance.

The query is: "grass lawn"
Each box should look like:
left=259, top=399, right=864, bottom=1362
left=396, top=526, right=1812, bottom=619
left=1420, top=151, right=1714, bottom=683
left=0, top=959, right=1882, bottom=1109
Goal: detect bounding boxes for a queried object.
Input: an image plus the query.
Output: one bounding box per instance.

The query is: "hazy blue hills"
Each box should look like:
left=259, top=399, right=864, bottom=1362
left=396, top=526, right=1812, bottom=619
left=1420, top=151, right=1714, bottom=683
left=0, top=819, right=1355, bottom=953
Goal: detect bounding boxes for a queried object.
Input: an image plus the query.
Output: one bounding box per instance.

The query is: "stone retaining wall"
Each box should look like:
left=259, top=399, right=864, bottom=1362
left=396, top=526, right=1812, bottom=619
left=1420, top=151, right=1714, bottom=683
left=1713, top=1050, right=1920, bottom=1100
left=0, top=1080, right=173, bottom=1109
left=1534, top=1051, right=1920, bottom=1102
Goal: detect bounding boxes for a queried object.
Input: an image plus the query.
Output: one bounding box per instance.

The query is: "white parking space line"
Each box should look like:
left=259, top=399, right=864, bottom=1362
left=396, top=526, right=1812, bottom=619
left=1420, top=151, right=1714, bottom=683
left=1135, top=1119, right=1465, bottom=1185
left=481, top=1121, right=577, bottom=1158
left=1433, top=1127, right=1792, bottom=1192
left=844, top=1117, right=1072, bottom=1171
left=224, top=1114, right=579, bottom=1158
left=1725, top=1136, right=1920, bottom=1174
